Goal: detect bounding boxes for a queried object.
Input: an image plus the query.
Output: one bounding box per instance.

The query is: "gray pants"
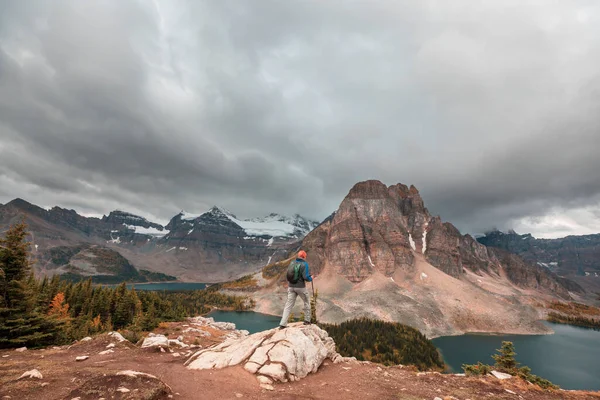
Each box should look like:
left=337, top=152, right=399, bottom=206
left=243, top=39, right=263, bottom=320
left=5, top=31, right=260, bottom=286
left=279, top=287, right=311, bottom=326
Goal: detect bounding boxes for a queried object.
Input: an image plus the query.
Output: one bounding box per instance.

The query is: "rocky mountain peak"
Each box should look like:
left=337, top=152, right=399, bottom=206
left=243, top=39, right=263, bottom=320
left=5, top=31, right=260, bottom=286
left=301, top=180, right=574, bottom=298
left=206, top=205, right=235, bottom=219
left=346, top=180, right=390, bottom=199
left=5, top=198, right=47, bottom=216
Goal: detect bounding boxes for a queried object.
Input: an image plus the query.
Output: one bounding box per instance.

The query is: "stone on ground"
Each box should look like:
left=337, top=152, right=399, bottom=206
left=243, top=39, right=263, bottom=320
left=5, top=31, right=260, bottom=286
left=116, top=370, right=158, bottom=379
left=491, top=370, right=513, bottom=380
left=75, top=356, right=89, bottom=361
left=18, top=369, right=43, bottom=380
left=108, top=331, right=127, bottom=342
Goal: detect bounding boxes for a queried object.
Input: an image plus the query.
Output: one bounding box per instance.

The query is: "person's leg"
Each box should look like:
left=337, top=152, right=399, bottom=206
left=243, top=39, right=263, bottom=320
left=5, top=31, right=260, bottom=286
left=279, top=288, right=297, bottom=327
left=296, top=287, right=311, bottom=323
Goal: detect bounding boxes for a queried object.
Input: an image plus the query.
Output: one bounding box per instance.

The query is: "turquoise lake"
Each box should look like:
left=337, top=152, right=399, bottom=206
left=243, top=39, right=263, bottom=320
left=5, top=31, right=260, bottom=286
left=208, top=311, right=600, bottom=391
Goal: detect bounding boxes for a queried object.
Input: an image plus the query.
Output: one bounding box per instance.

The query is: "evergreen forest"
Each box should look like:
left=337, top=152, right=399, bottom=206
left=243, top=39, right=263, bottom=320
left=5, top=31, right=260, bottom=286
left=0, top=221, right=253, bottom=349
left=319, top=317, right=445, bottom=371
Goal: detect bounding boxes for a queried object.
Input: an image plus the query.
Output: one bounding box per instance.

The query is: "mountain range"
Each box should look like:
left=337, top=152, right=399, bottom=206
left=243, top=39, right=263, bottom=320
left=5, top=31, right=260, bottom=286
left=477, top=230, right=600, bottom=293
left=0, top=198, right=318, bottom=283
left=3, top=180, right=598, bottom=336
left=246, top=180, right=588, bottom=337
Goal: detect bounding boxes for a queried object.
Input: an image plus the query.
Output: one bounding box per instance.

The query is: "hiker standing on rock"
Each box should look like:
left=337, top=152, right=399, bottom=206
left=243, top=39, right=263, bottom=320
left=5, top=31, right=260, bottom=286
left=279, top=250, right=313, bottom=329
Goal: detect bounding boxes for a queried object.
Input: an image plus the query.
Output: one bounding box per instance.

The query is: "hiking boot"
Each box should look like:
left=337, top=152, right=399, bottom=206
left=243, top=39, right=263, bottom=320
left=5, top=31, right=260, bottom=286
left=303, top=321, right=311, bottom=325
left=278, top=325, right=286, bottom=330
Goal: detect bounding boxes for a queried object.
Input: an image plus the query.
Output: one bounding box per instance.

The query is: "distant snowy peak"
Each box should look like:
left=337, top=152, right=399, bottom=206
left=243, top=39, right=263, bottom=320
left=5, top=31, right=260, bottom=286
left=171, top=206, right=319, bottom=238
left=248, top=213, right=319, bottom=236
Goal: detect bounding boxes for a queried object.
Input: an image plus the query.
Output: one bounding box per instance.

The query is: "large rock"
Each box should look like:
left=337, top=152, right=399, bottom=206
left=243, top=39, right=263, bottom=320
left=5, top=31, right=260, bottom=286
left=141, top=334, right=169, bottom=350
left=185, top=323, right=340, bottom=383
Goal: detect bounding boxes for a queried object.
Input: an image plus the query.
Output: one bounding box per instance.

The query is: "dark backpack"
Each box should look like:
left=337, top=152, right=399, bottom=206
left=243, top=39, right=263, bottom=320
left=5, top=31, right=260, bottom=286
left=286, top=260, right=303, bottom=284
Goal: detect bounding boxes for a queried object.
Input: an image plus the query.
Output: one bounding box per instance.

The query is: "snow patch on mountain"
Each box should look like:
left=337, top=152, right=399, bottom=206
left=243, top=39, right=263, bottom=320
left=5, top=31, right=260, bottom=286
left=181, top=206, right=318, bottom=238
left=179, top=210, right=205, bottom=221
left=367, top=255, right=375, bottom=267
left=422, top=223, right=428, bottom=254
left=123, top=224, right=168, bottom=238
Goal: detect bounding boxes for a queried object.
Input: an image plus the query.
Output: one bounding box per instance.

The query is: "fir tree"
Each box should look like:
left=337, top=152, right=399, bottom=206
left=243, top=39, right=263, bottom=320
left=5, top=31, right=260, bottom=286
left=0, top=222, right=60, bottom=348
left=492, top=341, right=519, bottom=372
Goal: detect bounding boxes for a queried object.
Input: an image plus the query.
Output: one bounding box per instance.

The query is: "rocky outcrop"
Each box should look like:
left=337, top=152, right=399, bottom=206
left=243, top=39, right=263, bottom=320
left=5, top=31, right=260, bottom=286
left=185, top=323, right=342, bottom=384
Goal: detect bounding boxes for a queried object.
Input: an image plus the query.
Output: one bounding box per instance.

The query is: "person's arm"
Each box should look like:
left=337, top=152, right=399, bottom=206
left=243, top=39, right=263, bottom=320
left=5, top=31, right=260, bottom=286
left=303, top=261, right=313, bottom=282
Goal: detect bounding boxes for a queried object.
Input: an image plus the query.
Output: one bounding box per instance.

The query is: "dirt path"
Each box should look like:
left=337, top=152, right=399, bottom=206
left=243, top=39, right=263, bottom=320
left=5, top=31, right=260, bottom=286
left=1, top=334, right=598, bottom=400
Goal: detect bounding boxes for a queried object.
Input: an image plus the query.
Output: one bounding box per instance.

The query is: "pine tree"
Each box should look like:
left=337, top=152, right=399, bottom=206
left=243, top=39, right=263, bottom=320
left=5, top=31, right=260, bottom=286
left=492, top=341, right=519, bottom=372
left=0, top=221, right=32, bottom=309
left=0, top=222, right=60, bottom=348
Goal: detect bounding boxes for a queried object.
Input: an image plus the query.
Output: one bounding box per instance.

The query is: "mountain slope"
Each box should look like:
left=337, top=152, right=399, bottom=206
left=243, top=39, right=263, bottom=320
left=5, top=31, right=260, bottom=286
left=246, top=180, right=582, bottom=337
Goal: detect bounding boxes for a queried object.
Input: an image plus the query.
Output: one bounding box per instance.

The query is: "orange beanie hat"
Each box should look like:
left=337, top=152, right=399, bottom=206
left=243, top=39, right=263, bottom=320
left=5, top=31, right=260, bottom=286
left=298, top=250, right=307, bottom=259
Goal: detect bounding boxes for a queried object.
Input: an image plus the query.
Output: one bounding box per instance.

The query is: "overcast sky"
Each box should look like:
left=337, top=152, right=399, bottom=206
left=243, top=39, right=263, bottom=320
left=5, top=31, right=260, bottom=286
left=1, top=1, right=600, bottom=238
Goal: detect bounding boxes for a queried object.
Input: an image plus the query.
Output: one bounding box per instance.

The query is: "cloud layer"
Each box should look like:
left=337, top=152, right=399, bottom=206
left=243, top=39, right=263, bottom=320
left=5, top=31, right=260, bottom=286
left=1, top=0, right=600, bottom=237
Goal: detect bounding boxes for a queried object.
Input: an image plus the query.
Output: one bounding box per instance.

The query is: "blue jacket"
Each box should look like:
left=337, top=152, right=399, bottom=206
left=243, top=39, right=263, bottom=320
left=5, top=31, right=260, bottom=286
left=289, top=258, right=312, bottom=288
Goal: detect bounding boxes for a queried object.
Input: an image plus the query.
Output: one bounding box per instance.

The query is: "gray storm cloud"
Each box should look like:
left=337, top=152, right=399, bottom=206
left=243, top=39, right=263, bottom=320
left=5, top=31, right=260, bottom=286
left=1, top=0, right=600, bottom=238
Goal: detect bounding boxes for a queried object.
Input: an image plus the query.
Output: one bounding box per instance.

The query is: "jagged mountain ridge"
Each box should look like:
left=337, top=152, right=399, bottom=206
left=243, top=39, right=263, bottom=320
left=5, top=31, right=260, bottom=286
left=251, top=180, right=583, bottom=338
left=477, top=230, right=600, bottom=293
left=0, top=198, right=317, bottom=283
left=477, top=230, right=600, bottom=277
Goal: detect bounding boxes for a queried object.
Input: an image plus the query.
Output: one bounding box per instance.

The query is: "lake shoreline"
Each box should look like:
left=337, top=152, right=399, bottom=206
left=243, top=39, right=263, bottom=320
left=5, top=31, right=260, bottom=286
left=207, top=311, right=600, bottom=391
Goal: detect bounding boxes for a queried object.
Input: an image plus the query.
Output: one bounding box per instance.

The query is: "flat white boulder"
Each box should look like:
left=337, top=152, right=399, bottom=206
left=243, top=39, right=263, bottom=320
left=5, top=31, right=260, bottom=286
left=185, top=323, right=340, bottom=383
left=75, top=356, right=89, bottom=361
left=141, top=334, right=169, bottom=350
left=80, top=337, right=92, bottom=342
left=15, top=347, right=27, bottom=352
left=19, top=369, right=43, bottom=379
left=491, top=370, right=513, bottom=380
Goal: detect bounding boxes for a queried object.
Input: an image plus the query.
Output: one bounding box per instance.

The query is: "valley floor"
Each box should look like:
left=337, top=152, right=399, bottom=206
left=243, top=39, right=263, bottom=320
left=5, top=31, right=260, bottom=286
left=1, top=327, right=598, bottom=400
